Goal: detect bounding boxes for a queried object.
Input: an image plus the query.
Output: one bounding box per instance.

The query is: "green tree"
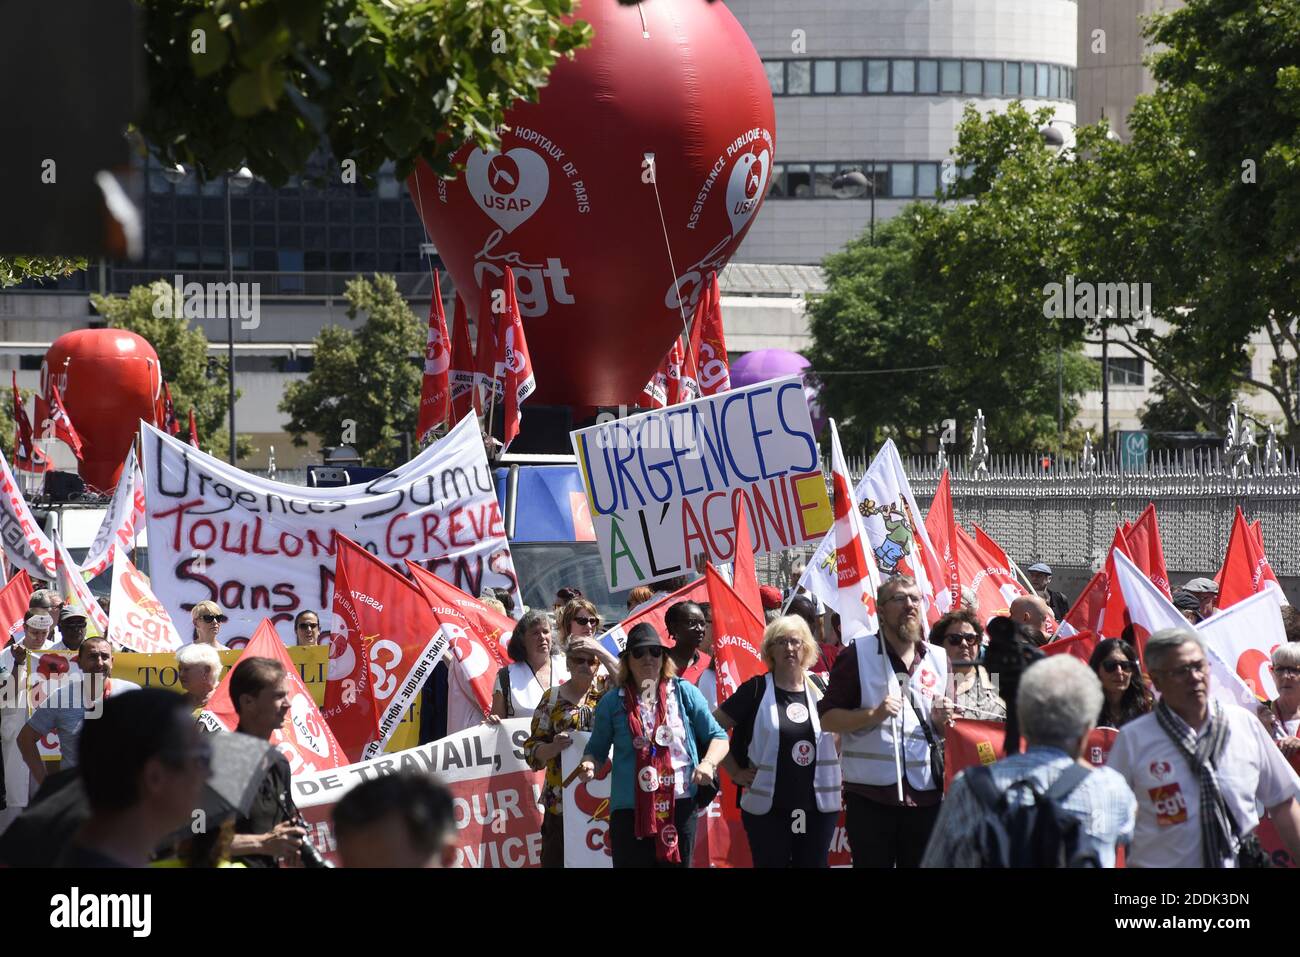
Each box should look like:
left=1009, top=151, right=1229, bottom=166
left=90, top=281, right=251, bottom=457
left=141, top=0, right=592, bottom=186
left=279, top=274, right=423, bottom=464
left=0, top=257, right=88, bottom=290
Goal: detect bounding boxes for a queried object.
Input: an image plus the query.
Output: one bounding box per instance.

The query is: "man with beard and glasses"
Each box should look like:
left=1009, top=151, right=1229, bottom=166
left=818, top=575, right=955, bottom=867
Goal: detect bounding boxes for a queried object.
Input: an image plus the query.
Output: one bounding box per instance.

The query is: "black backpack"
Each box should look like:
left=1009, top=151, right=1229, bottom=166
left=964, top=763, right=1101, bottom=868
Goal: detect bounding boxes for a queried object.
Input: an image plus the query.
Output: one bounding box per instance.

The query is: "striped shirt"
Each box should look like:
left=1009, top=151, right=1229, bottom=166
left=921, top=746, right=1137, bottom=867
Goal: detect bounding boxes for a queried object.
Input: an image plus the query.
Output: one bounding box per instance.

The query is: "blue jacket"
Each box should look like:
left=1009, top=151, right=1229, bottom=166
left=584, top=678, right=727, bottom=812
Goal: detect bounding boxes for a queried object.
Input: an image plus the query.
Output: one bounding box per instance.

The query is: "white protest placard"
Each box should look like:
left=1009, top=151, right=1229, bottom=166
left=0, top=449, right=56, bottom=579
left=560, top=731, right=614, bottom=867
left=108, top=548, right=183, bottom=653
left=79, top=448, right=147, bottom=580
left=571, top=376, right=831, bottom=591
left=141, top=413, right=521, bottom=643
left=292, top=719, right=545, bottom=868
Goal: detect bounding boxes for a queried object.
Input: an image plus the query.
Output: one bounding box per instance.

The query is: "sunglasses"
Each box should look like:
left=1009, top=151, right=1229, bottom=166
left=944, top=632, right=980, bottom=646
left=630, top=646, right=664, bottom=660
left=1101, top=660, right=1136, bottom=674
left=568, top=655, right=598, bottom=667
left=197, top=614, right=227, bottom=624
left=573, top=616, right=601, bottom=627
left=296, top=622, right=320, bottom=630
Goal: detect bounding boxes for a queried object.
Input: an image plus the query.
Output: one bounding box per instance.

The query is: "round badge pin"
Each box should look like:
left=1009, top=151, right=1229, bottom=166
left=785, top=702, right=809, bottom=724
left=638, top=766, right=660, bottom=792
left=660, top=824, right=679, bottom=849
left=791, top=741, right=814, bottom=767
left=633, top=735, right=649, bottom=750
left=654, top=724, right=674, bottom=747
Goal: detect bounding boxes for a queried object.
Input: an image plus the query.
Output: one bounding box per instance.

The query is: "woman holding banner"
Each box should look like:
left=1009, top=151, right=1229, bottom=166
left=577, top=623, right=728, bottom=868
left=928, top=610, right=1005, bottom=721
left=491, top=610, right=568, bottom=720
left=714, top=616, right=841, bottom=867
left=1087, top=638, right=1151, bottom=728
left=523, top=635, right=616, bottom=867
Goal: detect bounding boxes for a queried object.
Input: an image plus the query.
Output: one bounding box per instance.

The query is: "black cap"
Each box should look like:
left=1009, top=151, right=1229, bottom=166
left=1172, top=591, right=1202, bottom=613
left=623, top=622, right=663, bottom=655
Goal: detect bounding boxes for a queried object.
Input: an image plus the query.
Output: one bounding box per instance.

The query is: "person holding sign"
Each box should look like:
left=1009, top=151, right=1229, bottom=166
left=577, top=623, right=728, bottom=867
left=523, top=635, right=616, bottom=868
left=714, top=615, right=841, bottom=867
left=1087, top=639, right=1151, bottom=729
left=818, top=576, right=954, bottom=868
left=491, top=610, right=569, bottom=721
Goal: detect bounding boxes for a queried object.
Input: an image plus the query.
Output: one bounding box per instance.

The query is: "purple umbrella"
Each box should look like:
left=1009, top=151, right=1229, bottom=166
left=730, top=350, right=824, bottom=434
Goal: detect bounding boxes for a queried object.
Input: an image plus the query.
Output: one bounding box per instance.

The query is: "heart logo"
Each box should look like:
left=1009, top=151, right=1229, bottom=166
left=467, top=147, right=550, bottom=233
left=725, top=148, right=770, bottom=236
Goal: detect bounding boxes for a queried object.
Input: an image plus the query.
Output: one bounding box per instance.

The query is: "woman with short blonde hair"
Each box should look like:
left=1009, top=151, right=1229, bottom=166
left=190, top=601, right=228, bottom=648
left=713, top=615, right=842, bottom=867
left=1260, top=642, right=1300, bottom=766
left=176, top=643, right=223, bottom=713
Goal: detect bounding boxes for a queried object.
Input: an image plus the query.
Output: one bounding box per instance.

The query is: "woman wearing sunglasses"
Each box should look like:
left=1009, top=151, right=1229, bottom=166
left=557, top=598, right=603, bottom=656
left=1258, top=643, right=1300, bottom=771
left=190, top=601, right=229, bottom=648
left=577, top=623, right=728, bottom=867
left=1087, top=638, right=1152, bottom=728
left=523, top=634, right=617, bottom=867
left=928, top=609, right=1005, bottom=721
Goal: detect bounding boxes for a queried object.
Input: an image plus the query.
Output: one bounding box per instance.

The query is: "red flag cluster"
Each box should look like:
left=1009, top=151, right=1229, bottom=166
left=642, top=272, right=731, bottom=409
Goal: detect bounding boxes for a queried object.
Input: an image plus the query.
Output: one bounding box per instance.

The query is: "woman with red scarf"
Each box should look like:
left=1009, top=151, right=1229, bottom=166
left=578, top=623, right=729, bottom=867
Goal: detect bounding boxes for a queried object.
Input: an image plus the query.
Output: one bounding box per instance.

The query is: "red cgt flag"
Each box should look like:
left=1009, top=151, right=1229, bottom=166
left=730, top=501, right=763, bottom=625
left=1124, top=503, right=1172, bottom=599
left=187, top=408, right=200, bottom=449
left=1100, top=526, right=1133, bottom=639
left=693, top=272, right=731, bottom=396
left=1042, top=629, right=1100, bottom=665
left=0, top=570, right=34, bottom=650
left=11, top=372, right=47, bottom=474
left=201, top=619, right=347, bottom=775
left=496, top=267, right=536, bottom=451
left=406, top=560, right=515, bottom=716
left=953, top=525, right=1027, bottom=626
left=417, top=271, right=453, bottom=443
left=704, top=563, right=766, bottom=704
left=1060, top=570, right=1107, bottom=637
left=1217, top=506, right=1285, bottom=610
left=663, top=335, right=685, bottom=406
left=925, top=470, right=961, bottom=610
left=449, top=294, right=477, bottom=425
left=323, top=536, right=450, bottom=761
left=598, top=577, right=709, bottom=655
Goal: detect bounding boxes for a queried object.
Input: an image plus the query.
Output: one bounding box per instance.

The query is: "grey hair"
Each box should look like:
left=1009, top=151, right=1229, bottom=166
left=176, top=642, right=223, bottom=679
left=29, top=588, right=60, bottom=609
left=1016, top=656, right=1103, bottom=751
left=1272, top=641, right=1300, bottom=670
left=1144, top=628, right=1205, bottom=673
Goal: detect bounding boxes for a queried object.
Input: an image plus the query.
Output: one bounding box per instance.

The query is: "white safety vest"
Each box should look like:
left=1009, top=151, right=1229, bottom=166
left=839, top=636, right=948, bottom=791
left=740, top=674, right=842, bottom=816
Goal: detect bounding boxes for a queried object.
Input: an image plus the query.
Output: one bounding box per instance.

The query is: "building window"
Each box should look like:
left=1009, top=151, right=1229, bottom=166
left=814, top=59, right=837, bottom=94
left=866, top=59, right=889, bottom=93
left=1049, top=65, right=1061, bottom=99
left=916, top=162, right=939, bottom=198
left=1022, top=63, right=1036, bottom=97
left=840, top=60, right=864, bottom=94
left=891, top=59, right=915, bottom=93
left=917, top=60, right=938, bottom=94
left=889, top=163, right=915, bottom=198
left=765, top=61, right=784, bottom=95
left=963, top=61, right=982, bottom=95
left=940, top=61, right=962, bottom=93
left=1100, top=356, right=1145, bottom=387
left=787, top=60, right=811, bottom=94
left=984, top=61, right=1002, bottom=97
left=1004, top=61, right=1020, bottom=96
left=786, top=163, right=812, bottom=197
left=1036, top=63, right=1049, bottom=98
left=814, top=163, right=837, bottom=197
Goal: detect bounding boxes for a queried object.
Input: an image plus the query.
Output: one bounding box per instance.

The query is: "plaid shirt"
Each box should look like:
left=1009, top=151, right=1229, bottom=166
left=921, top=746, right=1137, bottom=867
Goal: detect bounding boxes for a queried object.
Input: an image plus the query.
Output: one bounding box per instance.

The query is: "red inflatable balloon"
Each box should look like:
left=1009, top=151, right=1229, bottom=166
left=408, top=0, right=775, bottom=410
left=42, top=329, right=161, bottom=492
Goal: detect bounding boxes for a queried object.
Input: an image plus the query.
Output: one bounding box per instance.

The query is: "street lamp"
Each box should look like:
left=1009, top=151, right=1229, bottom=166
left=225, top=165, right=253, bottom=466
left=830, top=168, right=877, bottom=244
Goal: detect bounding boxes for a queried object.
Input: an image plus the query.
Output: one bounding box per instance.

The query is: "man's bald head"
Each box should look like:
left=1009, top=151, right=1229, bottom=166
left=1009, top=594, right=1052, bottom=632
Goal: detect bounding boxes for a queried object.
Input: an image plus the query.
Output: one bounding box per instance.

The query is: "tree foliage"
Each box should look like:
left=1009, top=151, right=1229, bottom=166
left=90, top=281, right=250, bottom=457
left=279, top=274, right=423, bottom=464
left=139, top=0, right=592, bottom=187
left=0, top=256, right=87, bottom=289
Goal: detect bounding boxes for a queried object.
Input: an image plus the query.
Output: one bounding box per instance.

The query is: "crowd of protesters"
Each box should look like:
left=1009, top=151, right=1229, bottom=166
left=1, top=552, right=1299, bottom=871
